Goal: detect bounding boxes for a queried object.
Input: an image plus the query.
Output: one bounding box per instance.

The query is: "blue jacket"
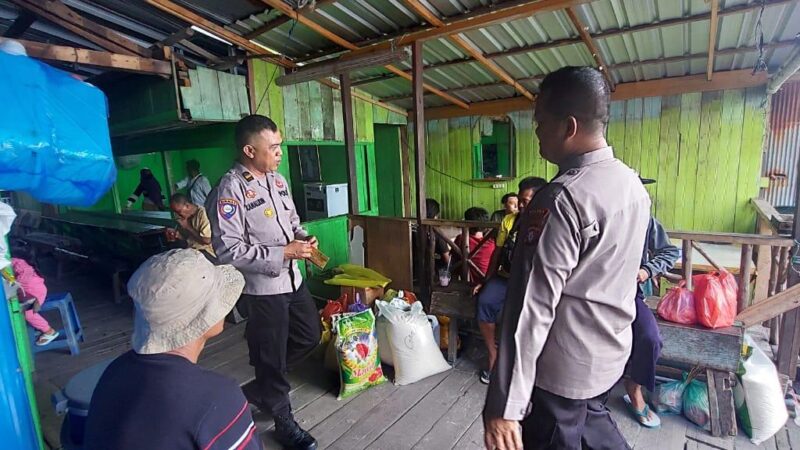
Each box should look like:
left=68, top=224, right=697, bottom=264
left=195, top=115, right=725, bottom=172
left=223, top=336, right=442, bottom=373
left=639, top=217, right=680, bottom=296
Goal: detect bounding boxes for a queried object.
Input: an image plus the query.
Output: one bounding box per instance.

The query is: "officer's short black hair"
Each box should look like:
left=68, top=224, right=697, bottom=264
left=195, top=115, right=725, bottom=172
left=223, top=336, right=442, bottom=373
left=538, top=66, right=610, bottom=133
left=501, top=193, right=518, bottom=205
left=425, top=198, right=440, bottom=219
left=518, top=177, right=547, bottom=194
left=186, top=159, right=200, bottom=173
left=170, top=193, right=191, bottom=205
left=235, top=114, right=279, bottom=150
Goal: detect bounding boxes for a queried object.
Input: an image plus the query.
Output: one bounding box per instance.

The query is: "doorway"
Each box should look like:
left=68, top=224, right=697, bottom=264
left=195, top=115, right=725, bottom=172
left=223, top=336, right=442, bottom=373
left=374, top=124, right=405, bottom=217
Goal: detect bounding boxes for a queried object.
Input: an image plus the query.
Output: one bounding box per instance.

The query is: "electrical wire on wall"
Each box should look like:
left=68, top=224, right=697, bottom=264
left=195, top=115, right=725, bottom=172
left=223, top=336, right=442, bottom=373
left=752, top=0, right=769, bottom=75
left=254, top=17, right=299, bottom=114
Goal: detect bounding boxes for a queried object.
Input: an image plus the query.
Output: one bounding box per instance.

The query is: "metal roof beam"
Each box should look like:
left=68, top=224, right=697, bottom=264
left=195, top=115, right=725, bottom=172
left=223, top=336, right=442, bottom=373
left=706, top=0, right=720, bottom=81
left=401, top=0, right=535, bottom=101
left=258, top=0, right=469, bottom=109
left=349, top=0, right=793, bottom=87
left=565, top=6, right=614, bottom=89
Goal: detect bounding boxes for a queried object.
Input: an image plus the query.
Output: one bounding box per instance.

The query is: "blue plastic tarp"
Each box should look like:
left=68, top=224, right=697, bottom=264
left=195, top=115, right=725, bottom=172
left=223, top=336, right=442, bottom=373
left=0, top=51, right=116, bottom=206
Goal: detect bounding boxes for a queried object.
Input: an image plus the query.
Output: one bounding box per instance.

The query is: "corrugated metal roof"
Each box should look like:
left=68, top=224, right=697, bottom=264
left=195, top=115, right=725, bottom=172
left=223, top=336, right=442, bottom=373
left=763, top=81, right=800, bottom=208
left=2, top=0, right=798, bottom=109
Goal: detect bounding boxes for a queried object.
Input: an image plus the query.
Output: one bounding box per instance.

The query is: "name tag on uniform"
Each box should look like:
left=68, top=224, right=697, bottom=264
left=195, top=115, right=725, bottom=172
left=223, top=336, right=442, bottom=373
left=245, top=198, right=266, bottom=211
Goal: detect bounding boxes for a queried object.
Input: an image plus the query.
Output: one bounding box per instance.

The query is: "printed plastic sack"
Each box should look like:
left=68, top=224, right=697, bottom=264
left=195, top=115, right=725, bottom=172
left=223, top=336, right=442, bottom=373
left=376, top=299, right=413, bottom=366
left=693, top=271, right=737, bottom=329
left=376, top=300, right=450, bottom=385
left=734, top=335, right=788, bottom=444
left=652, top=374, right=689, bottom=414
left=683, top=379, right=711, bottom=430
left=657, top=281, right=697, bottom=325
left=333, top=310, right=387, bottom=399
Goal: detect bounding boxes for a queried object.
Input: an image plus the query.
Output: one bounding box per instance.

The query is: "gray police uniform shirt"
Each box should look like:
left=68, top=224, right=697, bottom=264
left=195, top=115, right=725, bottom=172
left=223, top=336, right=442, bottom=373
left=207, top=162, right=308, bottom=296
left=485, top=147, right=651, bottom=421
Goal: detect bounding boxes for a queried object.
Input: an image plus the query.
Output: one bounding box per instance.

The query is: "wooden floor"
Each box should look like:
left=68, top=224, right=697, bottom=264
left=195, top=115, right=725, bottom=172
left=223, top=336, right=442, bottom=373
left=30, top=270, right=800, bottom=450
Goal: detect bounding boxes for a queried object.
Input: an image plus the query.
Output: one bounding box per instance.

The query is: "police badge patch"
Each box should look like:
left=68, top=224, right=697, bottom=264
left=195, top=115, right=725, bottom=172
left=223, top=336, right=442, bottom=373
left=218, top=198, right=239, bottom=220
left=525, top=208, right=550, bottom=244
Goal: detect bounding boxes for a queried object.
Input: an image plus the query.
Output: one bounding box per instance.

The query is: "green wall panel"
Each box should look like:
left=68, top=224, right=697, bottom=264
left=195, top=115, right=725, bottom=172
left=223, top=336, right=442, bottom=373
left=418, top=87, right=768, bottom=233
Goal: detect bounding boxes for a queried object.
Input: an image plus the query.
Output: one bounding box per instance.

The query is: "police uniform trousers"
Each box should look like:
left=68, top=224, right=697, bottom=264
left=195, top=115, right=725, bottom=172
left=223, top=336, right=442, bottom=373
left=243, top=283, right=321, bottom=418
left=626, top=292, right=662, bottom=393
left=522, top=388, right=631, bottom=450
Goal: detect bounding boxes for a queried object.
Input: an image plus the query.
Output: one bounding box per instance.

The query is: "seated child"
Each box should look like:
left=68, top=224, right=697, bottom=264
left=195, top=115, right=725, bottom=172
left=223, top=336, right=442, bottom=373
left=12, top=258, right=59, bottom=345
left=453, top=207, right=496, bottom=284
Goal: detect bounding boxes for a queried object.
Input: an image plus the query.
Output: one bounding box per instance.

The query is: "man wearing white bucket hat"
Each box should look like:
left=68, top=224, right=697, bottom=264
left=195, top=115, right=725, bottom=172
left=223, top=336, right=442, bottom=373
left=84, top=249, right=261, bottom=450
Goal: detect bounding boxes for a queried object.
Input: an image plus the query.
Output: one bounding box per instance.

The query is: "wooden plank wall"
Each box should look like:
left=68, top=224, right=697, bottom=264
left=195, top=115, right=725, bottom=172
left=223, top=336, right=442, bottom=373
left=419, top=87, right=767, bottom=233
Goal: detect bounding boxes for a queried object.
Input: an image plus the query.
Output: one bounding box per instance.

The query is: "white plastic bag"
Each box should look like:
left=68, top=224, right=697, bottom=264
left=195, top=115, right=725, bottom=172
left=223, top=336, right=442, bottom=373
left=734, top=334, right=788, bottom=444
left=376, top=300, right=450, bottom=385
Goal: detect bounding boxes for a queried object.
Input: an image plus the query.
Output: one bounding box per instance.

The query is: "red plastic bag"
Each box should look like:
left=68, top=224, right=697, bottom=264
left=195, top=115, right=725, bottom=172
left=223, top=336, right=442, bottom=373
left=693, top=271, right=738, bottom=329
left=657, top=282, right=697, bottom=325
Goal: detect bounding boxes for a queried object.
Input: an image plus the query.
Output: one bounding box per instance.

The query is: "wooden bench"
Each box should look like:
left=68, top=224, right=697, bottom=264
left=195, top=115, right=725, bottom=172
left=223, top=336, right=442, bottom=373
left=429, top=280, right=475, bottom=364
left=653, top=308, right=742, bottom=437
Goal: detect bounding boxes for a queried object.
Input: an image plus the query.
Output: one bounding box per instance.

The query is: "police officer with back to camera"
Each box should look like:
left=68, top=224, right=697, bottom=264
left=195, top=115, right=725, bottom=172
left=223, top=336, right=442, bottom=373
left=208, top=115, right=321, bottom=450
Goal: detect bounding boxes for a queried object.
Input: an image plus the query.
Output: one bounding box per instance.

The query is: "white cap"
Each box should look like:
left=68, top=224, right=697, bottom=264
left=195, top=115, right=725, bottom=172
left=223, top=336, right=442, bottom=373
left=127, top=249, right=244, bottom=354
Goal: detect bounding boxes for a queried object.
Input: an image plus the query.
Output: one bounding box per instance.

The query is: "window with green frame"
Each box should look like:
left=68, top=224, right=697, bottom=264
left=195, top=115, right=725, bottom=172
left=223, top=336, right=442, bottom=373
left=473, top=119, right=515, bottom=179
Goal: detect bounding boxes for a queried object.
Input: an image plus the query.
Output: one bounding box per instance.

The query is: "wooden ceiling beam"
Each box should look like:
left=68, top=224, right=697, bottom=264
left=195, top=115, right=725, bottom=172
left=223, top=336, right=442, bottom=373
left=11, top=0, right=150, bottom=56
left=706, top=0, right=720, bottom=81
left=155, top=26, right=195, bottom=48
left=350, top=0, right=792, bottom=87
left=565, top=6, right=614, bottom=89
left=243, top=0, right=337, bottom=40
left=144, top=0, right=292, bottom=67
left=144, top=0, right=406, bottom=116
left=4, top=11, right=36, bottom=38
left=259, top=0, right=469, bottom=109
left=402, top=0, right=535, bottom=101
left=422, top=69, right=769, bottom=119
left=346, top=0, right=589, bottom=59
left=380, top=40, right=795, bottom=103
left=15, top=38, right=173, bottom=75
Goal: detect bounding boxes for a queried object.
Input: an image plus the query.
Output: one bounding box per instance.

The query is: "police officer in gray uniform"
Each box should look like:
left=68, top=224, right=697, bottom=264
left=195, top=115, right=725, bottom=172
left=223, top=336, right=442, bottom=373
left=208, top=115, right=320, bottom=450
left=483, top=67, right=651, bottom=450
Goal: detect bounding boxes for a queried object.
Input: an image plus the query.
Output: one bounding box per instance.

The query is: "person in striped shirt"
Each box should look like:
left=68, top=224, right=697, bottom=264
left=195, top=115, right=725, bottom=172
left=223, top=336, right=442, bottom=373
left=85, top=249, right=262, bottom=450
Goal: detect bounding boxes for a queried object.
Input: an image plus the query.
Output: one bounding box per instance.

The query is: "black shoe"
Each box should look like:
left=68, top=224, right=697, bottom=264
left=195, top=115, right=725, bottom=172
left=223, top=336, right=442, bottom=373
left=274, top=415, right=318, bottom=450
left=479, top=369, right=491, bottom=385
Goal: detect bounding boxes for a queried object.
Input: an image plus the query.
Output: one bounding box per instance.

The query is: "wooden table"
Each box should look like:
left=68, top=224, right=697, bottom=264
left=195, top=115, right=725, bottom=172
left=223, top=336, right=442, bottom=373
left=429, top=280, right=475, bottom=364
left=46, top=212, right=165, bottom=236
left=671, top=239, right=754, bottom=275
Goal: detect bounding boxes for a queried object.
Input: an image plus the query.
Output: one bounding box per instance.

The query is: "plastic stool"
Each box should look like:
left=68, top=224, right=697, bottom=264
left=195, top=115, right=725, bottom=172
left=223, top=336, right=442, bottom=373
left=52, top=358, right=113, bottom=450
left=30, top=293, right=83, bottom=355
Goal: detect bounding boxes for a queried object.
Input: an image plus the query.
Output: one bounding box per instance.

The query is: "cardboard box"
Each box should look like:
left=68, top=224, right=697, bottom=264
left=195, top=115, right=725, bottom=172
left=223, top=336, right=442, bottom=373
left=340, top=285, right=385, bottom=308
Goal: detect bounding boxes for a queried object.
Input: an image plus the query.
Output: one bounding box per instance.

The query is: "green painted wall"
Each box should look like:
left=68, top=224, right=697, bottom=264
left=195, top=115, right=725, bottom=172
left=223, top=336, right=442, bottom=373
left=418, top=86, right=767, bottom=233
left=375, top=125, right=404, bottom=217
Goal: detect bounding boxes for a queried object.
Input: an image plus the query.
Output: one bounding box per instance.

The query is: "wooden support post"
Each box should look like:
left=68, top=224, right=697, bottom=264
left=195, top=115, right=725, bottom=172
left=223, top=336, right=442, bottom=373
left=739, top=244, right=753, bottom=312
left=777, top=149, right=800, bottom=376
left=706, top=0, right=720, bottom=81
left=339, top=73, right=359, bottom=215
left=412, top=40, right=428, bottom=298
left=460, top=227, right=469, bottom=281
left=682, top=240, right=693, bottom=290
left=399, top=127, right=412, bottom=217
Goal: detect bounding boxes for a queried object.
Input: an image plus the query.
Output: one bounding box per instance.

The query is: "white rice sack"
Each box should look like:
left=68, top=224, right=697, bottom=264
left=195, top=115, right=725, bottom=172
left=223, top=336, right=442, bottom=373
left=375, top=315, right=393, bottom=366
left=376, top=300, right=450, bottom=385
left=734, top=335, right=788, bottom=445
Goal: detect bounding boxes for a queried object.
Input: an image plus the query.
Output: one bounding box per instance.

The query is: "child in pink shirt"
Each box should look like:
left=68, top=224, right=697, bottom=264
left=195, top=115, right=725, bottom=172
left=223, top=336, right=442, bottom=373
left=12, top=258, right=59, bottom=345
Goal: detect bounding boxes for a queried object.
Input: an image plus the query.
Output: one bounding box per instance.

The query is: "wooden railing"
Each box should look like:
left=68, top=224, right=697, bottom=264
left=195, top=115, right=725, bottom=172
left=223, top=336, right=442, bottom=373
left=420, top=218, right=500, bottom=287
